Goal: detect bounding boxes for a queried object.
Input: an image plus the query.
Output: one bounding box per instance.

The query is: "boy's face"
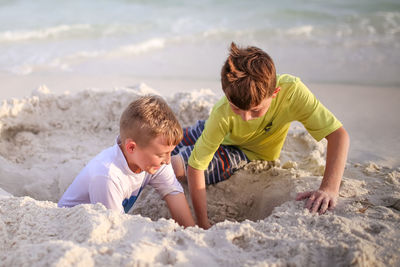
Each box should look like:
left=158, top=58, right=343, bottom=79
left=229, top=87, right=280, bottom=121
left=123, top=135, right=175, bottom=174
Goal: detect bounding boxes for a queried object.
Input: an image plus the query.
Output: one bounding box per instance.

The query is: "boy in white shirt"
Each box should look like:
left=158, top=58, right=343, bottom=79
left=58, top=95, right=195, bottom=227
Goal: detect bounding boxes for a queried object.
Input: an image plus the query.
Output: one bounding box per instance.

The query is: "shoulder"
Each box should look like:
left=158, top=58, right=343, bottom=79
left=211, top=96, right=230, bottom=112
left=147, top=164, right=182, bottom=190
left=277, top=74, right=301, bottom=85
left=89, top=174, right=114, bottom=187
left=89, top=145, right=118, bottom=168
left=276, top=74, right=311, bottom=100
left=85, top=145, right=129, bottom=184
left=209, top=96, right=234, bottom=119
left=206, top=96, right=233, bottom=131
left=154, top=164, right=174, bottom=177
left=277, top=74, right=303, bottom=94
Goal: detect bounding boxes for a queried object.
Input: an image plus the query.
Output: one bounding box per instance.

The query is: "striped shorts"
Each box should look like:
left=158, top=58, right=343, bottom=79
left=171, top=120, right=249, bottom=185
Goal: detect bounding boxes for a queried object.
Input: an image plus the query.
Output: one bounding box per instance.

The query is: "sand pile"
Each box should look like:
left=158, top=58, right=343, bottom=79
left=0, top=86, right=399, bottom=266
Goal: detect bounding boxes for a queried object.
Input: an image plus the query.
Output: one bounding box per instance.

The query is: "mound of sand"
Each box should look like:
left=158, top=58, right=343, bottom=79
left=0, top=86, right=399, bottom=266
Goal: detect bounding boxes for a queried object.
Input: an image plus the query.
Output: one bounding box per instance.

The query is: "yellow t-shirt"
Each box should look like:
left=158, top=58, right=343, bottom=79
left=188, top=74, right=343, bottom=170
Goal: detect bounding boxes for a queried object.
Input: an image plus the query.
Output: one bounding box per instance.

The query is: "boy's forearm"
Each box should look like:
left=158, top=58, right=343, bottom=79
left=320, top=127, right=350, bottom=194
left=164, top=193, right=195, bottom=228
left=187, top=165, right=210, bottom=229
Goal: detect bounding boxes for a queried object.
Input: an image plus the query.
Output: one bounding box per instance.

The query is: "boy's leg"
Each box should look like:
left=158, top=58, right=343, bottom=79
left=204, top=145, right=249, bottom=184
left=171, top=120, right=206, bottom=156
left=176, top=144, right=249, bottom=185
left=171, top=154, right=186, bottom=181
left=171, top=119, right=249, bottom=184
left=171, top=120, right=206, bottom=182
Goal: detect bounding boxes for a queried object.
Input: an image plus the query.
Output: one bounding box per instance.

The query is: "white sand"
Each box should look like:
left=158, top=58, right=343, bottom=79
left=0, top=86, right=399, bottom=266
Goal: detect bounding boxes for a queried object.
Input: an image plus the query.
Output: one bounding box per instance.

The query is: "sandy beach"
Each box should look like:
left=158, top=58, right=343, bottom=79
left=1, top=0, right=400, bottom=265
left=0, top=85, right=399, bottom=266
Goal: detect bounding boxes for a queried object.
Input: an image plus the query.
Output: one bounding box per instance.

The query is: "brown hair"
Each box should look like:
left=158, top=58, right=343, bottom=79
left=221, top=42, right=276, bottom=110
left=119, top=95, right=183, bottom=146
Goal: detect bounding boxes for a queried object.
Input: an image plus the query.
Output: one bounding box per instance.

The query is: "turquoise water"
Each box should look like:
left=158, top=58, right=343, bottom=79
left=0, top=0, right=399, bottom=86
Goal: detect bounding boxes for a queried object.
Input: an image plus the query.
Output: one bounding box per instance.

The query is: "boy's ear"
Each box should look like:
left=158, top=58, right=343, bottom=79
left=272, top=87, right=281, bottom=98
left=125, top=139, right=137, bottom=153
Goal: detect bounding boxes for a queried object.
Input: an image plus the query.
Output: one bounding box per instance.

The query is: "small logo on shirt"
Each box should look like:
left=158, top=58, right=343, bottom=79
left=264, top=122, right=273, bottom=133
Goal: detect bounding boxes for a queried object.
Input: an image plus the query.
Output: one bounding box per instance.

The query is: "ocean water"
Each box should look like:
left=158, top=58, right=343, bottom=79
left=0, top=0, right=399, bottom=96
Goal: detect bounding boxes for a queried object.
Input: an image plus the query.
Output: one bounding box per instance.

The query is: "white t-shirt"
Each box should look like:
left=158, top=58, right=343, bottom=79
left=58, top=140, right=183, bottom=213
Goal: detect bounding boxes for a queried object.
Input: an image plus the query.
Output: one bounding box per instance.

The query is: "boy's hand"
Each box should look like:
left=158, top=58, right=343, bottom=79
left=296, top=190, right=337, bottom=214
left=164, top=193, right=195, bottom=228
left=296, top=127, right=349, bottom=215
left=198, top=219, right=212, bottom=230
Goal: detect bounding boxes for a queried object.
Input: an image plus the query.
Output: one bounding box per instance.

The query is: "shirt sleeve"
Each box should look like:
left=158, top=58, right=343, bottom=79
left=148, top=164, right=183, bottom=198
left=188, top=105, right=230, bottom=170
left=289, top=80, right=342, bottom=141
left=88, top=176, right=125, bottom=213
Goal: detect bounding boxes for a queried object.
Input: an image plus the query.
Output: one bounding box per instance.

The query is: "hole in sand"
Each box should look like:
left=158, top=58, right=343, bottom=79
left=1, top=125, right=40, bottom=142
left=205, top=162, right=294, bottom=224
left=131, top=161, right=295, bottom=224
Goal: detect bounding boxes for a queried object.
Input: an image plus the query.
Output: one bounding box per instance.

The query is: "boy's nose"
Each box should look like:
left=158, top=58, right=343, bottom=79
left=240, top=111, right=252, bottom=121
left=163, top=153, right=171, bottom=164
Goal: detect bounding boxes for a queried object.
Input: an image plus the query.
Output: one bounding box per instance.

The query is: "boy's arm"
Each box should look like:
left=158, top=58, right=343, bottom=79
left=296, top=127, right=350, bottom=214
left=187, top=166, right=212, bottom=229
left=149, top=164, right=195, bottom=227
left=164, top=192, right=195, bottom=228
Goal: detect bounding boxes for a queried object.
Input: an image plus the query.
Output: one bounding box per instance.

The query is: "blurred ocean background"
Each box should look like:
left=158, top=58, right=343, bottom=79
left=1, top=0, right=399, bottom=94
left=0, top=0, right=399, bottom=166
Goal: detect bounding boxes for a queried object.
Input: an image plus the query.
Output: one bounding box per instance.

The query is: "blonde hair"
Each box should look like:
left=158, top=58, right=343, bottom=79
left=119, top=95, right=183, bottom=146
left=221, top=42, right=276, bottom=110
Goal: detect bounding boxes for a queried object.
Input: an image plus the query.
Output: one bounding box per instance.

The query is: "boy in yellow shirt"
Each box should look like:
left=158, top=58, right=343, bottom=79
left=171, top=42, right=350, bottom=229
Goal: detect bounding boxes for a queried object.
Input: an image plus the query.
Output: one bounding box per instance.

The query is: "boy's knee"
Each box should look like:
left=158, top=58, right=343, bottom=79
left=171, top=155, right=186, bottom=181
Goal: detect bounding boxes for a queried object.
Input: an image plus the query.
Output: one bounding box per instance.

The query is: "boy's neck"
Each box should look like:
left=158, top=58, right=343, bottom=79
left=129, top=164, right=143, bottom=174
